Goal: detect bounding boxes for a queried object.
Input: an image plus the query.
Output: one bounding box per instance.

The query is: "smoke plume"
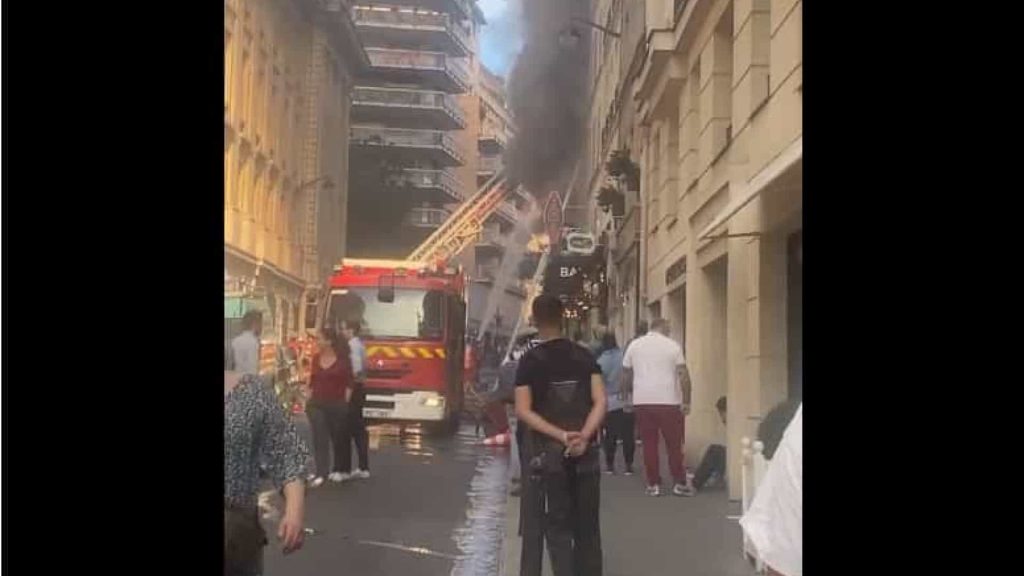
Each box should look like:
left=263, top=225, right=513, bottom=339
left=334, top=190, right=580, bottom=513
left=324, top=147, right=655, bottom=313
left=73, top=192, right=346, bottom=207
left=505, top=0, right=592, bottom=196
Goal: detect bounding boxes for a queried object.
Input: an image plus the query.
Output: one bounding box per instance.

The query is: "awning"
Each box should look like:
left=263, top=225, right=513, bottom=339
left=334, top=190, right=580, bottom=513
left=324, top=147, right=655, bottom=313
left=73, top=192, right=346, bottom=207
left=699, top=136, right=802, bottom=240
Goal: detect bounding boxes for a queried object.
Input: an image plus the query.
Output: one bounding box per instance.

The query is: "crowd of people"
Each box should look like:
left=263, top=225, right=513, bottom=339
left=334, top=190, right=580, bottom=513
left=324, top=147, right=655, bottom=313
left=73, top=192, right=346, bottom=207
left=225, top=306, right=801, bottom=576
left=492, top=297, right=800, bottom=576
left=224, top=311, right=373, bottom=575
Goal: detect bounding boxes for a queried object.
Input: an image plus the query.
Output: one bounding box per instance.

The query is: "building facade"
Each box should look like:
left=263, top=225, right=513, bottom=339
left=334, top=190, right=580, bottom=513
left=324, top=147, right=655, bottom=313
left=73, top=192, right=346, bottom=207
left=225, top=0, right=367, bottom=341
left=345, top=0, right=483, bottom=257
left=581, top=0, right=802, bottom=499
left=464, top=63, right=530, bottom=348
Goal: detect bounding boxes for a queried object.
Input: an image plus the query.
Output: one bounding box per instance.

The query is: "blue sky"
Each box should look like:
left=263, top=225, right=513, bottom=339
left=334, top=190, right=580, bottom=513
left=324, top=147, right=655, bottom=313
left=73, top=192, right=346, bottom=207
left=477, top=0, right=523, bottom=77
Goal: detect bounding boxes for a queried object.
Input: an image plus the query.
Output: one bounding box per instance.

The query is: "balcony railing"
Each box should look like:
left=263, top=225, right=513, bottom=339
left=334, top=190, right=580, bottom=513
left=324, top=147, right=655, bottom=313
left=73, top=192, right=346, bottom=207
left=398, top=168, right=462, bottom=199
left=478, top=154, right=503, bottom=174
left=497, top=200, right=517, bottom=221
left=480, top=125, right=509, bottom=149
left=356, top=0, right=472, bottom=19
left=352, top=5, right=471, bottom=54
left=352, top=86, right=466, bottom=127
left=365, top=48, right=470, bottom=92
left=446, top=56, right=471, bottom=90
left=350, top=126, right=465, bottom=165
left=406, top=207, right=451, bottom=228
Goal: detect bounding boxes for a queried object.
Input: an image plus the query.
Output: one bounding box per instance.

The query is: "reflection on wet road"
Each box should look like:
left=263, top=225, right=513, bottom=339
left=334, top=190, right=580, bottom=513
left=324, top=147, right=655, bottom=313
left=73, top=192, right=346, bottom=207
left=263, top=418, right=510, bottom=576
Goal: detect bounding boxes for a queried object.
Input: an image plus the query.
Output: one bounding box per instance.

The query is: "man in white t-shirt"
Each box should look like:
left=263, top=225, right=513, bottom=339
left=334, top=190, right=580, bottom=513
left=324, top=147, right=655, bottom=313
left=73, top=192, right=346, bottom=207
left=621, top=317, right=694, bottom=497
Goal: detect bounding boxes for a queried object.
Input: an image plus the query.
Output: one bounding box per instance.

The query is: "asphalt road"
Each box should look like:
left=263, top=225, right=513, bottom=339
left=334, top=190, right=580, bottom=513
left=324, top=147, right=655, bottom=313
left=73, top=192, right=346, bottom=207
left=263, top=417, right=511, bottom=576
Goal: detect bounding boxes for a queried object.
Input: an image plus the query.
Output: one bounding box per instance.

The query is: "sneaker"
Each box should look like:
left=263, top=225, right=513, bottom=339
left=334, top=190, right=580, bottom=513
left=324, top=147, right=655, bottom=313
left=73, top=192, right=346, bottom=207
left=672, top=483, right=695, bottom=497
left=309, top=476, right=325, bottom=488
left=354, top=469, right=371, bottom=480
left=604, top=467, right=615, bottom=475
left=624, top=467, right=634, bottom=476
left=646, top=485, right=661, bottom=497
left=328, top=472, right=350, bottom=483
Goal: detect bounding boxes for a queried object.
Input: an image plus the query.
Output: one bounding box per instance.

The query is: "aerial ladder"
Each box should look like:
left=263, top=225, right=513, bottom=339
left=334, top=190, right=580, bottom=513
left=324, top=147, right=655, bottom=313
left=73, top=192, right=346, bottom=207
left=406, top=169, right=518, bottom=265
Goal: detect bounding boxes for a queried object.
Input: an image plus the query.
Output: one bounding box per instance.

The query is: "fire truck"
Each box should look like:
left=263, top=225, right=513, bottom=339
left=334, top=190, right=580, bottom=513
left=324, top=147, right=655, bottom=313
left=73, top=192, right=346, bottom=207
left=306, top=171, right=517, bottom=430
left=323, top=259, right=467, bottom=430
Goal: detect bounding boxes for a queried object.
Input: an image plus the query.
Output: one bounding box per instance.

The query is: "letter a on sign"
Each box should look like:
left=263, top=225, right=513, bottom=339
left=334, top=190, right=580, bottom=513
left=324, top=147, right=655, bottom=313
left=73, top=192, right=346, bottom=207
left=544, top=191, right=563, bottom=253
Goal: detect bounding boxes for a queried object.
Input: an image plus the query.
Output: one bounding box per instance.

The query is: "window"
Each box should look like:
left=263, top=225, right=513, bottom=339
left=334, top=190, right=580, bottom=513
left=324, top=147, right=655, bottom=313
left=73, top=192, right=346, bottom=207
left=328, top=288, right=445, bottom=341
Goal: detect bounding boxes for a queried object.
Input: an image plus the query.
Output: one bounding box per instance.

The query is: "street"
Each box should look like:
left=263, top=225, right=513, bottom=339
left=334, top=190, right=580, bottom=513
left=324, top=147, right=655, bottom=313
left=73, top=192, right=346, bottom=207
left=263, top=417, right=510, bottom=576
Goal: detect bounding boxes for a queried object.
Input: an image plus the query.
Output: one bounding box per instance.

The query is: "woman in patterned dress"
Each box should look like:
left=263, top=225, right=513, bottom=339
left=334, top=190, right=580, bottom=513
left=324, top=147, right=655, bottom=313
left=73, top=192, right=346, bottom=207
left=225, top=361, right=309, bottom=575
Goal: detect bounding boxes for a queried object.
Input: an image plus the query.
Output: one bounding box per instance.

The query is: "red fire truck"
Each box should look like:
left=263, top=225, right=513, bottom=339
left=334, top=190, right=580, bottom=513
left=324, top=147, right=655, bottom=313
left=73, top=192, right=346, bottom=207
left=322, top=258, right=467, bottom=431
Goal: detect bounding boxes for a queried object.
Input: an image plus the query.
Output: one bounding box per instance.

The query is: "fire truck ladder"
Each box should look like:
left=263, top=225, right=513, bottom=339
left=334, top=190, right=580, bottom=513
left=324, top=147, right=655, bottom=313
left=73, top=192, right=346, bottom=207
left=406, top=170, right=515, bottom=265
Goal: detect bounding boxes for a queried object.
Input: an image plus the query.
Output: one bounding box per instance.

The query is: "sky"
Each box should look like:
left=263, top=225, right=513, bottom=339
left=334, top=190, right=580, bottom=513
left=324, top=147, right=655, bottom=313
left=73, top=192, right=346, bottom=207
left=477, top=0, right=523, bottom=78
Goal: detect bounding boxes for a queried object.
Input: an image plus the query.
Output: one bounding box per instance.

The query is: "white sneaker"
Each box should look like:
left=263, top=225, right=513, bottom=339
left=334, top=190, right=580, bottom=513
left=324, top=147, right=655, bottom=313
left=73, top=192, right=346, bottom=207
left=309, top=476, right=325, bottom=488
left=354, top=469, right=371, bottom=479
left=328, top=472, right=350, bottom=483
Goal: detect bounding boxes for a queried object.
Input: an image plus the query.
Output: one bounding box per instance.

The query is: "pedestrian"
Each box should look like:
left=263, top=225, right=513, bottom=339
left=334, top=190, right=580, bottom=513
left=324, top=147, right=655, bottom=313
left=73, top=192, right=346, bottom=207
left=304, top=327, right=354, bottom=487
left=516, top=294, right=607, bottom=576
left=231, top=310, right=263, bottom=376
left=225, top=351, right=308, bottom=575
left=341, top=320, right=370, bottom=480
left=622, top=317, right=695, bottom=497
left=740, top=404, right=803, bottom=576
left=692, top=396, right=728, bottom=491
left=482, top=332, right=537, bottom=446
left=596, top=332, right=634, bottom=475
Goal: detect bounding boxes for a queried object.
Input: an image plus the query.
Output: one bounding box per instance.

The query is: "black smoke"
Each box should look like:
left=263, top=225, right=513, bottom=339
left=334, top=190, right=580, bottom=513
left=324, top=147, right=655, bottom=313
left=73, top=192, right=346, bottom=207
left=505, top=0, right=592, bottom=196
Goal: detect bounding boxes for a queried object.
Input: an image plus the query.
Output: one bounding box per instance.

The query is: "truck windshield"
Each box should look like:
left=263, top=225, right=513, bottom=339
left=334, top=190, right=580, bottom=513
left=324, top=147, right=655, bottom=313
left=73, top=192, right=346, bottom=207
left=329, top=288, right=444, bottom=341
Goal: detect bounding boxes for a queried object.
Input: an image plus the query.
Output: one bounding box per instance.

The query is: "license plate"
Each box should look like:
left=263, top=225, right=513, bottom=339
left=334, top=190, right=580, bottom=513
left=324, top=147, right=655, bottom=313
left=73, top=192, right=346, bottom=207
left=364, top=409, right=391, bottom=419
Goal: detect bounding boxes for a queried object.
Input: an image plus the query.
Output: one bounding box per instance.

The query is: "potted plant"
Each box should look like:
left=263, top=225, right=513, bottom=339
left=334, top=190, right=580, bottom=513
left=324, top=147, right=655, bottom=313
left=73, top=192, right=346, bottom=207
left=606, top=149, right=641, bottom=191
left=596, top=185, right=626, bottom=216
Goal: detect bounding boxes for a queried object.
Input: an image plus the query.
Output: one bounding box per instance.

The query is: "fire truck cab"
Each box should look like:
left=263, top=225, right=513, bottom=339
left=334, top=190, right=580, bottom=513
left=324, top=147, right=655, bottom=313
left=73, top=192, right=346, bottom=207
left=323, top=259, right=467, bottom=429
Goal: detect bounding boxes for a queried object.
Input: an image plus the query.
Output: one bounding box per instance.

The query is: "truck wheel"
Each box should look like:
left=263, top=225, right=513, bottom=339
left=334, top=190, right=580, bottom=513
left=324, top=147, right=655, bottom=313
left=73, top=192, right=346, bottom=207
left=427, top=410, right=458, bottom=437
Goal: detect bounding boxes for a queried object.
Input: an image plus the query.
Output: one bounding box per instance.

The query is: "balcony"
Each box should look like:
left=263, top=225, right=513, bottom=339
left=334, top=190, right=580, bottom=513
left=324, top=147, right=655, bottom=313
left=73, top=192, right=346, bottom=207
left=479, top=121, right=508, bottom=154
left=486, top=198, right=517, bottom=229
left=356, top=0, right=472, bottom=20
left=475, top=225, right=504, bottom=256
left=351, top=126, right=465, bottom=166
left=364, top=47, right=470, bottom=93
left=393, top=168, right=462, bottom=203
left=353, top=5, right=471, bottom=57
left=405, top=207, right=451, bottom=228
left=352, top=86, right=466, bottom=130
left=478, top=154, right=502, bottom=177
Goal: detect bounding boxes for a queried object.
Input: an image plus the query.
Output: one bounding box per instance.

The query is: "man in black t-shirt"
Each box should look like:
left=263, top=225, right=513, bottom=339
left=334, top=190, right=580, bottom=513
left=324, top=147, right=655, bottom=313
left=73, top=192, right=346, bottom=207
left=515, top=295, right=607, bottom=576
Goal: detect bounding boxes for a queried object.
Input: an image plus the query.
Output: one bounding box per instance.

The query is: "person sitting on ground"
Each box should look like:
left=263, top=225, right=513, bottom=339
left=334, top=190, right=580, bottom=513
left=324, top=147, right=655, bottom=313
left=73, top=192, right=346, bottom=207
left=692, top=396, right=728, bottom=491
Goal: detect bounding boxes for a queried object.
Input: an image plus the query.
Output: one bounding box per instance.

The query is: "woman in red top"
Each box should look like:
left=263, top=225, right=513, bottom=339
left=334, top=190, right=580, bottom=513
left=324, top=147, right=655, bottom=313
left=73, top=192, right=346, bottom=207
left=305, top=327, right=354, bottom=487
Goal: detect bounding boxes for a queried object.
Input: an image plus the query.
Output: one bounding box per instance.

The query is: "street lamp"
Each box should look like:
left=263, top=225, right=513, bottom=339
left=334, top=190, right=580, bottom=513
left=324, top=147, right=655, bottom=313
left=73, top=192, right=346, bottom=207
left=558, top=16, right=621, bottom=48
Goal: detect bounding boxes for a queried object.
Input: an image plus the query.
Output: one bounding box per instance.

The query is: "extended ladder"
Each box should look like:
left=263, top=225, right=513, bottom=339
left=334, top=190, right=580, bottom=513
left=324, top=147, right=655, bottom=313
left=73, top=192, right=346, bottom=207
left=406, top=169, right=516, bottom=265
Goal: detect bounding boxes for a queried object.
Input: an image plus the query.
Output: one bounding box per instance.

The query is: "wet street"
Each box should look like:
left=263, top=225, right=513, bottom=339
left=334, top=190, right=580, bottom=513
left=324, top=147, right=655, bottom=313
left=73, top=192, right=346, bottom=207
left=264, top=417, right=510, bottom=576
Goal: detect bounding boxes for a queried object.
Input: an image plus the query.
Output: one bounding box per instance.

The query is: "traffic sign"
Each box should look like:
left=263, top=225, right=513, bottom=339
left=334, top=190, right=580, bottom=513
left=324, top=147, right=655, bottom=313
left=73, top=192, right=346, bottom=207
left=543, top=191, right=563, bottom=253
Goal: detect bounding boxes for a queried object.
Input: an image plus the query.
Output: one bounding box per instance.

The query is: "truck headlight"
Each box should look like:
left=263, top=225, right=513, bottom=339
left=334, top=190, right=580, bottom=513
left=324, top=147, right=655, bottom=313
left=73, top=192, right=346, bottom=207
left=422, top=397, right=443, bottom=408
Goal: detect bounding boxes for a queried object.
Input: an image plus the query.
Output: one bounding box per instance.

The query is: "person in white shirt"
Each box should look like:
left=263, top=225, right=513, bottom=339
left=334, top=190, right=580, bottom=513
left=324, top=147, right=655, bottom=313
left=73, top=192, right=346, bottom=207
left=231, top=311, right=263, bottom=376
left=740, top=404, right=802, bottom=576
left=621, top=317, right=694, bottom=497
